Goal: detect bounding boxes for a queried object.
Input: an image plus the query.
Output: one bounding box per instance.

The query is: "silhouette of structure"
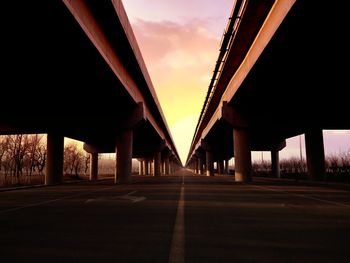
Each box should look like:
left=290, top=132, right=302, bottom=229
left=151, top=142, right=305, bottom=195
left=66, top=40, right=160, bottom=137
left=0, top=0, right=181, bottom=184
left=186, top=0, right=349, bottom=181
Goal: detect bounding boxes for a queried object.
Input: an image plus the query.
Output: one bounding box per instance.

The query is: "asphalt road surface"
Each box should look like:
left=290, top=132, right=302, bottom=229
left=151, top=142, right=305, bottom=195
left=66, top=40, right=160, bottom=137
left=1, top=169, right=350, bottom=263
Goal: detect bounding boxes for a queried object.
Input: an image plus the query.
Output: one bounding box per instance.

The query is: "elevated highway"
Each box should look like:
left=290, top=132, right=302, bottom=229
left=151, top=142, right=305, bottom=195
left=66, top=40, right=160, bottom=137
left=0, top=0, right=181, bottom=184
left=186, top=0, right=349, bottom=181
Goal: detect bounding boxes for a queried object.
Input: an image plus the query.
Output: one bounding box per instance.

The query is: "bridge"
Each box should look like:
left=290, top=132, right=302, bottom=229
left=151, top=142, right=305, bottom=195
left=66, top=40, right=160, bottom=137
left=186, top=0, right=349, bottom=182
left=1, top=1, right=350, bottom=262
left=0, top=0, right=181, bottom=184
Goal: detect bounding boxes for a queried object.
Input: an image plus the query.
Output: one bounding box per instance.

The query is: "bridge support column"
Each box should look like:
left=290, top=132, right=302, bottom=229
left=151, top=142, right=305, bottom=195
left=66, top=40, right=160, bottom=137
left=153, top=152, right=161, bottom=177
left=161, top=161, right=165, bottom=174
left=165, top=157, right=170, bottom=174
left=198, top=158, right=204, bottom=175
left=144, top=160, right=149, bottom=175
left=138, top=159, right=144, bottom=175
left=206, top=151, right=214, bottom=176
left=305, top=129, right=325, bottom=181
left=150, top=160, right=154, bottom=175
left=169, top=159, right=174, bottom=174
left=115, top=129, right=133, bottom=183
left=224, top=159, right=229, bottom=175
left=45, top=133, right=64, bottom=185
left=271, top=150, right=280, bottom=178
left=90, top=153, right=98, bottom=181
left=194, top=157, right=199, bottom=174
left=233, top=129, right=252, bottom=182
left=218, top=160, right=224, bottom=175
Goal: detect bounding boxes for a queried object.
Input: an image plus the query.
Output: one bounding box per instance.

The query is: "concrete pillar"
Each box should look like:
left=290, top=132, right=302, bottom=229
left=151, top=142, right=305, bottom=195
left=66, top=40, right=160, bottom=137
left=305, top=129, right=326, bottom=181
left=161, top=161, right=165, bottom=174
left=206, top=151, right=214, bottom=176
left=169, top=160, right=174, bottom=174
left=115, top=129, right=133, bottom=183
left=45, top=133, right=64, bottom=185
left=165, top=157, right=170, bottom=174
left=144, top=160, right=149, bottom=175
left=90, top=153, right=98, bottom=181
left=218, top=160, right=224, bottom=175
left=154, top=151, right=161, bottom=177
left=198, top=158, right=204, bottom=175
left=150, top=161, right=154, bottom=175
left=194, top=158, right=199, bottom=174
left=233, top=129, right=252, bottom=182
left=139, top=159, right=144, bottom=175
left=271, top=150, right=280, bottom=178
left=224, top=159, right=229, bottom=175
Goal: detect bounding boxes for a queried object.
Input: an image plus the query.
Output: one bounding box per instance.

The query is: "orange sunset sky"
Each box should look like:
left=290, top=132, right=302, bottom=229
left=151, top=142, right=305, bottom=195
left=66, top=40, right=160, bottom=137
left=122, top=0, right=350, bottom=164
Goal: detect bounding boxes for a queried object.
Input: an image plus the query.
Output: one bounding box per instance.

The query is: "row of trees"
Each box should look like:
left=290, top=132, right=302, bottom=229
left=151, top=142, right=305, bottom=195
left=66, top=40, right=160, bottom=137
left=0, top=135, right=90, bottom=186
left=252, top=150, right=350, bottom=180
left=63, top=143, right=90, bottom=177
left=0, top=135, right=46, bottom=180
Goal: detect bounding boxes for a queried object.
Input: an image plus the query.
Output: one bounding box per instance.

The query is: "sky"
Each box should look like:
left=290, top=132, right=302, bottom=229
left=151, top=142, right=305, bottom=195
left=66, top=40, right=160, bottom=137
left=121, top=0, right=350, bottom=164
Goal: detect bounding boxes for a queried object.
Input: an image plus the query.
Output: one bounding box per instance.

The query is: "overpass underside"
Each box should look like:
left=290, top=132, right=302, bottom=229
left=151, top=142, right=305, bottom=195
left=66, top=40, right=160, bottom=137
left=187, top=0, right=349, bottom=182
left=1, top=1, right=181, bottom=185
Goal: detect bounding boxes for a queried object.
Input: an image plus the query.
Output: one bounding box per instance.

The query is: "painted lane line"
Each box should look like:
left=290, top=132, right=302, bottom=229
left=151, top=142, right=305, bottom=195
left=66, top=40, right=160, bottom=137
left=252, top=185, right=350, bottom=208
left=168, top=186, right=185, bottom=263
left=0, top=186, right=117, bottom=214
left=85, top=190, right=146, bottom=204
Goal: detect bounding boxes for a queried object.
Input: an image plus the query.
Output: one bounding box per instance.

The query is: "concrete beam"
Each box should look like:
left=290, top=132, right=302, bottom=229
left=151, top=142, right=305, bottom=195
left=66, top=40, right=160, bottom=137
left=83, top=103, right=145, bottom=154
left=222, top=101, right=248, bottom=128
left=187, top=0, right=296, bottom=165
left=120, top=102, right=146, bottom=130
left=63, top=0, right=143, bottom=104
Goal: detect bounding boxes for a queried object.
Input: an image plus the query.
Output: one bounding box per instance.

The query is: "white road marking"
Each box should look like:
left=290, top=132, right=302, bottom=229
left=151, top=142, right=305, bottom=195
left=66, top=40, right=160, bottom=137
left=85, top=190, right=146, bottom=204
left=116, top=191, right=146, bottom=203
left=0, top=186, right=117, bottom=214
left=168, top=186, right=185, bottom=263
left=252, top=185, right=350, bottom=208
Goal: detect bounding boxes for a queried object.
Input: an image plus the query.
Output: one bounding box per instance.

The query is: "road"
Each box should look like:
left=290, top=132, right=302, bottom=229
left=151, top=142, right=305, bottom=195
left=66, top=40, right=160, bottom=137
left=1, top=169, right=350, bottom=262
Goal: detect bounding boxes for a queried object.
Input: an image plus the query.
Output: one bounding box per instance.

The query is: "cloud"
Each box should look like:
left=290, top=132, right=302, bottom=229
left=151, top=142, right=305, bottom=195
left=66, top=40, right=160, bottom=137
left=132, top=18, right=219, bottom=66
left=129, top=16, right=350, bottom=163
left=126, top=18, right=226, bottom=161
left=131, top=18, right=221, bottom=127
left=123, top=0, right=233, bottom=36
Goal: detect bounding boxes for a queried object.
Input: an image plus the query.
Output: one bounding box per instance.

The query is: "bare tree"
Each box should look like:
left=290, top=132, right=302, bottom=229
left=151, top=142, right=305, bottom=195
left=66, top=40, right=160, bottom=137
left=64, top=143, right=85, bottom=177
left=0, top=134, right=47, bottom=186
left=83, top=153, right=90, bottom=175
left=36, top=143, right=46, bottom=175
left=0, top=136, right=10, bottom=172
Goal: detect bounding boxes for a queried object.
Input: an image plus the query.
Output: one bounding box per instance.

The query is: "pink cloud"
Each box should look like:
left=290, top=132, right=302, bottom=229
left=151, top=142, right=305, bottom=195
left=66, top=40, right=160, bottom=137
left=123, top=0, right=233, bottom=36
left=131, top=18, right=219, bottom=67
left=130, top=18, right=221, bottom=123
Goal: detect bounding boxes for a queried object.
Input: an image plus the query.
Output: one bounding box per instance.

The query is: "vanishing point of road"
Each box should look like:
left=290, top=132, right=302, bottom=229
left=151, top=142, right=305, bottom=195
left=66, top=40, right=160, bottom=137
left=1, top=169, right=350, bottom=263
